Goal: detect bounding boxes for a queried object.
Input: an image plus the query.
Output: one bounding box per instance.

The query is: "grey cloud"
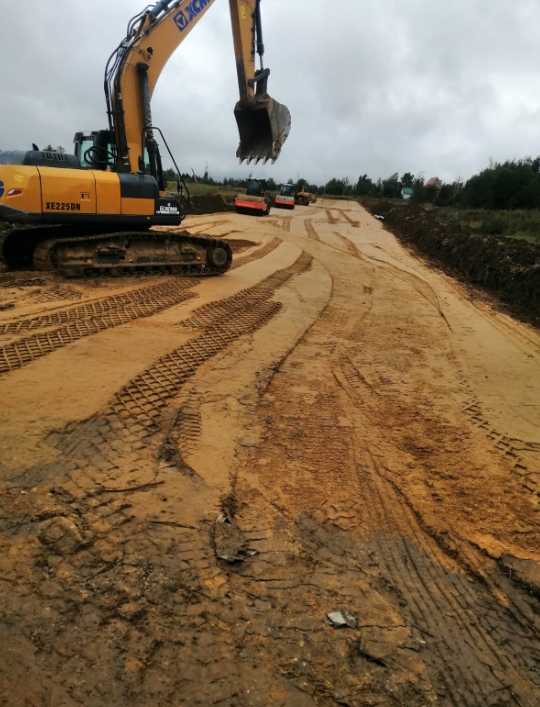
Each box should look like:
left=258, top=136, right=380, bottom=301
left=1, top=0, right=539, bottom=186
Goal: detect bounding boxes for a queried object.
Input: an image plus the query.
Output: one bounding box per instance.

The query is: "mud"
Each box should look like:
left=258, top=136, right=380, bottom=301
left=362, top=198, right=540, bottom=322
left=1, top=204, right=540, bottom=706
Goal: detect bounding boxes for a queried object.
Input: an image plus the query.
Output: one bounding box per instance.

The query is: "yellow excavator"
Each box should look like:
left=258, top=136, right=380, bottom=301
left=0, top=0, right=291, bottom=277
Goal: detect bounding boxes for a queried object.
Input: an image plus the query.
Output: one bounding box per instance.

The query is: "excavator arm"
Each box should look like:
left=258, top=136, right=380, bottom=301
left=107, top=0, right=291, bottom=175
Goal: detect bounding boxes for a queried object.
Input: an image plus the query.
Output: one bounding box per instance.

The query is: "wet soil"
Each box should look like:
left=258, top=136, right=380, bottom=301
left=1, top=203, right=540, bottom=706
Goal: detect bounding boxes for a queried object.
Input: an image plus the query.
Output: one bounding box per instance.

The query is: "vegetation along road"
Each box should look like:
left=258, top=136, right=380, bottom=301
left=1, top=200, right=540, bottom=706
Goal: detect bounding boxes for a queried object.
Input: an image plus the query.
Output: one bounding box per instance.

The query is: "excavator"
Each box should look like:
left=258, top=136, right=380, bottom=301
left=0, top=0, right=291, bottom=277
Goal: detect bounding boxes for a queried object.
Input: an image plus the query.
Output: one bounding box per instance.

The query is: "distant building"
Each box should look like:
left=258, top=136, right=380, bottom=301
left=402, top=187, right=414, bottom=200
left=426, top=177, right=442, bottom=191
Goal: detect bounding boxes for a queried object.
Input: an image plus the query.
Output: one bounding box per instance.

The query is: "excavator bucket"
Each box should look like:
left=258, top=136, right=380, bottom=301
left=235, top=97, right=291, bottom=164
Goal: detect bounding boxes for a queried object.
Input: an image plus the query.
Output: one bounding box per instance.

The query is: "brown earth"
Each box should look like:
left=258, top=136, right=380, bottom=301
left=180, top=194, right=235, bottom=214
left=1, top=202, right=540, bottom=706
left=362, top=198, right=540, bottom=323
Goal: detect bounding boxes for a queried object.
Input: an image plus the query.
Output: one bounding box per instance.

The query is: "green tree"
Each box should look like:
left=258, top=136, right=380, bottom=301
left=401, top=172, right=414, bottom=188
left=411, top=175, right=425, bottom=203
left=325, top=177, right=351, bottom=196
left=460, top=158, right=540, bottom=209
left=382, top=172, right=401, bottom=199
left=355, top=174, right=376, bottom=196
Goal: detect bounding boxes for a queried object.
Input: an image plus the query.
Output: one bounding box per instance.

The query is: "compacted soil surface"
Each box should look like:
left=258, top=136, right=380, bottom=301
left=1, top=202, right=540, bottom=706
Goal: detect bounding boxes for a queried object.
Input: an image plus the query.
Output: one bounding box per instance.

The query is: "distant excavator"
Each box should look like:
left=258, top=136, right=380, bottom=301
left=0, top=0, right=291, bottom=277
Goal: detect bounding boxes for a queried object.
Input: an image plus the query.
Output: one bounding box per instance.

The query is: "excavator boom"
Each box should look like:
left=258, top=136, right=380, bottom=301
left=109, top=0, right=291, bottom=171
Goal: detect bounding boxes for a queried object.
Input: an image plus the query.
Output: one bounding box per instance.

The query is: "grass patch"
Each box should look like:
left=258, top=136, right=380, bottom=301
left=167, top=182, right=244, bottom=206
left=434, top=207, right=540, bottom=244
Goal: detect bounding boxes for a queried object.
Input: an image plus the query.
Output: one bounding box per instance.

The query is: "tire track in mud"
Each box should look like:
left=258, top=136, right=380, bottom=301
left=0, top=238, right=284, bottom=375
left=335, top=233, right=451, bottom=327
left=180, top=253, right=311, bottom=330
left=281, top=216, right=292, bottom=232
left=226, top=238, right=257, bottom=253
left=463, top=397, right=540, bottom=496
left=186, top=219, right=228, bottom=234
left=48, top=252, right=313, bottom=476
left=228, top=236, right=282, bottom=271
left=0, top=281, right=197, bottom=376
left=333, top=358, right=540, bottom=706
left=335, top=209, right=360, bottom=228
left=325, top=209, right=338, bottom=225
left=0, top=279, right=193, bottom=335
left=214, top=262, right=540, bottom=706
left=304, top=219, right=320, bottom=241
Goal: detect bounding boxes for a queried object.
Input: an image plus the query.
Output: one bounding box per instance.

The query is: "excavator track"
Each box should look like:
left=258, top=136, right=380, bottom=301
left=1, top=226, right=232, bottom=278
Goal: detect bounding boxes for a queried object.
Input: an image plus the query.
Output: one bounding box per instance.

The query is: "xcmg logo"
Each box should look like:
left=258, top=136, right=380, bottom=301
left=174, top=0, right=212, bottom=32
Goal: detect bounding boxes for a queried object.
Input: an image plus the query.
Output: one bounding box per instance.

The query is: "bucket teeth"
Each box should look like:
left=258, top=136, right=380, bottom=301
left=235, top=97, right=291, bottom=164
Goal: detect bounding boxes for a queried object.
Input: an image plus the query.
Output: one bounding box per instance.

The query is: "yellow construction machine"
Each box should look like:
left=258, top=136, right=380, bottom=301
left=295, top=183, right=317, bottom=206
left=0, top=0, right=291, bottom=277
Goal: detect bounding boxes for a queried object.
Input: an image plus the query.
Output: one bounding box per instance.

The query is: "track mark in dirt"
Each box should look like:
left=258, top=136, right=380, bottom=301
left=187, top=220, right=228, bottom=234
left=0, top=280, right=196, bottom=376
left=463, top=398, right=540, bottom=495
left=335, top=350, right=540, bottom=703
left=336, top=234, right=451, bottom=328
left=265, top=218, right=280, bottom=229
left=48, top=251, right=313, bottom=474
left=304, top=219, right=320, bottom=242
left=168, top=403, right=202, bottom=458
left=353, top=440, right=540, bottom=707
left=181, top=252, right=313, bottom=330
left=0, top=236, right=282, bottom=369
left=335, top=209, right=360, bottom=228
left=335, top=232, right=361, bottom=258
left=229, top=236, right=282, bottom=271
left=0, top=279, right=193, bottom=335
left=339, top=354, right=379, bottom=396
left=243, top=299, right=540, bottom=706
left=226, top=239, right=257, bottom=253
left=281, top=216, right=292, bottom=232
left=325, top=209, right=338, bottom=225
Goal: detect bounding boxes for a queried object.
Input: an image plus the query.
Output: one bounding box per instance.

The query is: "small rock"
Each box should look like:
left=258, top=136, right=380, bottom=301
left=327, top=610, right=357, bottom=629
left=375, top=215, right=386, bottom=220
left=333, top=689, right=350, bottom=705
left=214, top=513, right=257, bottom=563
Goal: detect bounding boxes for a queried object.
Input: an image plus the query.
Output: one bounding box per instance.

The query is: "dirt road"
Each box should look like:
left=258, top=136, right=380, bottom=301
left=1, top=201, right=540, bottom=706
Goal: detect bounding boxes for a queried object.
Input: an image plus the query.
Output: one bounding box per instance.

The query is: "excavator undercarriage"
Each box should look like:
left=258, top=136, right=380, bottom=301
left=0, top=226, right=232, bottom=278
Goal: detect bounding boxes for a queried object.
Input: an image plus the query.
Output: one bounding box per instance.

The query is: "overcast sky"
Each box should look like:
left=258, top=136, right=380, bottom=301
left=1, top=0, right=540, bottom=186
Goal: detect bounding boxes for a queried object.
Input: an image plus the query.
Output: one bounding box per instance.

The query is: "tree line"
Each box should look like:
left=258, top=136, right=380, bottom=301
left=313, top=156, right=540, bottom=210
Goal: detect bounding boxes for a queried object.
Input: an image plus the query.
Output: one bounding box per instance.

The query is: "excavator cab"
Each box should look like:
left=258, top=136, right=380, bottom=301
left=74, top=130, right=171, bottom=196
left=74, top=131, right=116, bottom=172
